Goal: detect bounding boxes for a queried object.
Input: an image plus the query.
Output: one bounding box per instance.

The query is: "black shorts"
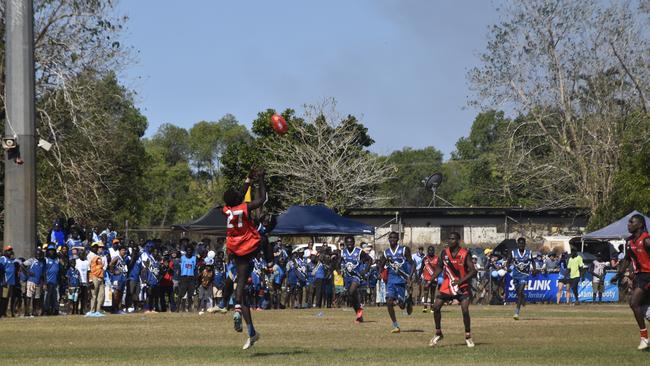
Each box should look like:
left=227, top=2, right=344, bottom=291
left=437, top=288, right=471, bottom=302
left=633, top=272, right=650, bottom=291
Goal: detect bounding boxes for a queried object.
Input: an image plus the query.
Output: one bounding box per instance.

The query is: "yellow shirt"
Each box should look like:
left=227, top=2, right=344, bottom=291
left=567, top=255, right=584, bottom=279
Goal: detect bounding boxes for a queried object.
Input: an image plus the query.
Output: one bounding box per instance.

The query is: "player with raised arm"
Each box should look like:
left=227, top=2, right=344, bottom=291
left=377, top=231, right=414, bottom=333
left=219, top=168, right=270, bottom=350
left=611, top=214, right=650, bottom=350
left=429, top=232, right=477, bottom=348
left=507, top=237, right=536, bottom=320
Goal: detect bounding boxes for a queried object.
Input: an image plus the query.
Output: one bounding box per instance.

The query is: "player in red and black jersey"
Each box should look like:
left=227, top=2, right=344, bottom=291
left=419, top=246, right=438, bottom=313
left=612, top=214, right=650, bottom=350
left=218, top=168, right=272, bottom=350
left=429, top=232, right=476, bottom=348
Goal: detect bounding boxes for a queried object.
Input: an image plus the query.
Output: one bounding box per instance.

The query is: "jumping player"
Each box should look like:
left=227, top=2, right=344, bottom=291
left=219, top=168, right=269, bottom=350
left=339, top=235, right=372, bottom=323
left=611, top=214, right=650, bottom=350
left=430, top=232, right=477, bottom=348
left=377, top=231, right=414, bottom=333
left=507, top=237, right=536, bottom=320
left=420, top=246, right=438, bottom=313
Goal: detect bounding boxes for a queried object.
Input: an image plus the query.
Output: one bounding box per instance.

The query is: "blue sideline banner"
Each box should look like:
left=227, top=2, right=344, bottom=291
left=505, top=272, right=618, bottom=303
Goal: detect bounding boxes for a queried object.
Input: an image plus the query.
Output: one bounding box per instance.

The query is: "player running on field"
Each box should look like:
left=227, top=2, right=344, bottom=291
left=377, top=231, right=414, bottom=333
left=339, top=235, right=372, bottom=323
left=430, top=232, right=477, bottom=348
left=218, top=168, right=273, bottom=350
left=420, top=246, right=438, bottom=313
left=507, top=237, right=536, bottom=320
left=611, top=214, right=650, bottom=350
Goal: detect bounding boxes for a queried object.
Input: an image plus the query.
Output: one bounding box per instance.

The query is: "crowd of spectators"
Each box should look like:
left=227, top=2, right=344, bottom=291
left=0, top=220, right=632, bottom=318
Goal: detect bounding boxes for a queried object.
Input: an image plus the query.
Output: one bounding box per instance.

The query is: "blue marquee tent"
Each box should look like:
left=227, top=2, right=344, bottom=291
left=272, top=205, right=375, bottom=236
left=583, top=210, right=650, bottom=240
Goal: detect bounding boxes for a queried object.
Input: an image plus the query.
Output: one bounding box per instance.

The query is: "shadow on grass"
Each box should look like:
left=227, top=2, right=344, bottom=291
left=436, top=342, right=491, bottom=348
left=250, top=349, right=309, bottom=357
left=401, top=329, right=425, bottom=333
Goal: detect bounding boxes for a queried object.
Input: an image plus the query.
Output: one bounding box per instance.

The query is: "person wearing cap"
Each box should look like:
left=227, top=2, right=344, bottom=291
left=87, top=242, right=106, bottom=317
left=0, top=246, right=19, bottom=317
left=43, top=245, right=61, bottom=315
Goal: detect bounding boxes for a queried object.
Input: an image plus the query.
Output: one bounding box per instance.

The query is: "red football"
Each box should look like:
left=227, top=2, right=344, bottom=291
left=270, top=114, right=288, bottom=135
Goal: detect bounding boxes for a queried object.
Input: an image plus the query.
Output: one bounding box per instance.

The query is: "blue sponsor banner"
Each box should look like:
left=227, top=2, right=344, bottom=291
left=505, top=272, right=618, bottom=303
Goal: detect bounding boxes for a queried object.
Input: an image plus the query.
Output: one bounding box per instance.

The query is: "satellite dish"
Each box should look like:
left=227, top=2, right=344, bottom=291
left=424, top=172, right=443, bottom=191
left=423, top=172, right=444, bottom=207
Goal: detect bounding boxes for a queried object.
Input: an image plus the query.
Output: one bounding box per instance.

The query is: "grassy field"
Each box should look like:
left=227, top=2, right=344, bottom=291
left=0, top=304, right=646, bottom=365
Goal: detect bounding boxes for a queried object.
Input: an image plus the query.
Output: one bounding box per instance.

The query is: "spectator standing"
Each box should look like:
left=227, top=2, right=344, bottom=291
left=66, top=259, right=81, bottom=315
left=108, top=246, right=128, bottom=314
left=557, top=253, right=571, bottom=304
left=567, top=250, right=585, bottom=305
left=88, top=243, right=106, bottom=317
left=159, top=253, right=175, bottom=312
left=544, top=253, right=559, bottom=273
left=198, top=259, right=215, bottom=315
left=591, top=255, right=608, bottom=303
left=178, top=245, right=197, bottom=312
left=100, top=223, right=117, bottom=250
left=43, top=246, right=60, bottom=315
left=75, top=252, right=90, bottom=314
left=0, top=246, right=19, bottom=317
left=50, top=222, right=65, bottom=248
left=24, top=250, right=44, bottom=317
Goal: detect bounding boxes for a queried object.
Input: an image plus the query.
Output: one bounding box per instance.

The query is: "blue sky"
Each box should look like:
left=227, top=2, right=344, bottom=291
left=117, top=1, right=501, bottom=158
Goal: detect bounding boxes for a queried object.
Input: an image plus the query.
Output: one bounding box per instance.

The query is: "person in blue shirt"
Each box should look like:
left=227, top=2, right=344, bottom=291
left=66, top=259, right=81, bottom=315
left=43, top=246, right=60, bottom=315
left=100, top=223, right=117, bottom=250
left=339, top=236, right=372, bottom=323
left=178, top=244, right=197, bottom=312
left=212, top=252, right=226, bottom=308
left=50, top=222, right=65, bottom=248
left=109, top=246, right=128, bottom=314
left=127, top=249, right=143, bottom=312
left=284, top=251, right=306, bottom=309
left=507, top=237, right=536, bottom=320
left=0, top=246, right=20, bottom=317
left=377, top=232, right=414, bottom=333
left=24, top=250, right=45, bottom=317
left=271, top=257, right=285, bottom=309
left=141, top=252, right=161, bottom=313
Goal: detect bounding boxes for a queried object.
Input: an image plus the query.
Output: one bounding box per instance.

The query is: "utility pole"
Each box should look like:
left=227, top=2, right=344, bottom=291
left=4, top=0, right=36, bottom=259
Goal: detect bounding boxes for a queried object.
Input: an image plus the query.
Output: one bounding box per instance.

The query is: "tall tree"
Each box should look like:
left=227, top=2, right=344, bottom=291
left=470, top=0, right=650, bottom=216
left=1, top=0, right=133, bottom=236
left=259, top=100, right=394, bottom=211
left=380, top=147, right=443, bottom=207
left=445, top=110, right=515, bottom=207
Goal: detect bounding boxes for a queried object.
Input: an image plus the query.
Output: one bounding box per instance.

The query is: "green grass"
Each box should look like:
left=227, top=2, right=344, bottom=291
left=0, top=304, right=646, bottom=365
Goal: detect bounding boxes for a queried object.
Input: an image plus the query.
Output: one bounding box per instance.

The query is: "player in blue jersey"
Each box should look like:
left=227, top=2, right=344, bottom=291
left=377, top=232, right=414, bottom=333
left=339, top=236, right=372, bottom=323
left=507, top=237, right=536, bottom=320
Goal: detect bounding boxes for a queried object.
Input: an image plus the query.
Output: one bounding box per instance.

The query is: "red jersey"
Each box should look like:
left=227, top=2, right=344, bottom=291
left=421, top=255, right=439, bottom=282
left=439, top=247, right=470, bottom=296
left=627, top=231, right=650, bottom=273
left=222, top=203, right=261, bottom=256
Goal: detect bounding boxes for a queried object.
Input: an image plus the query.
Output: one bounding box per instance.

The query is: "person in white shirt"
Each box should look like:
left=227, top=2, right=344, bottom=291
left=75, top=252, right=90, bottom=314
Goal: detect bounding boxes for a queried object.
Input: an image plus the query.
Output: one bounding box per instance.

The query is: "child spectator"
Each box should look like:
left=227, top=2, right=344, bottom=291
left=198, top=260, right=215, bottom=315
left=67, top=259, right=81, bottom=315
